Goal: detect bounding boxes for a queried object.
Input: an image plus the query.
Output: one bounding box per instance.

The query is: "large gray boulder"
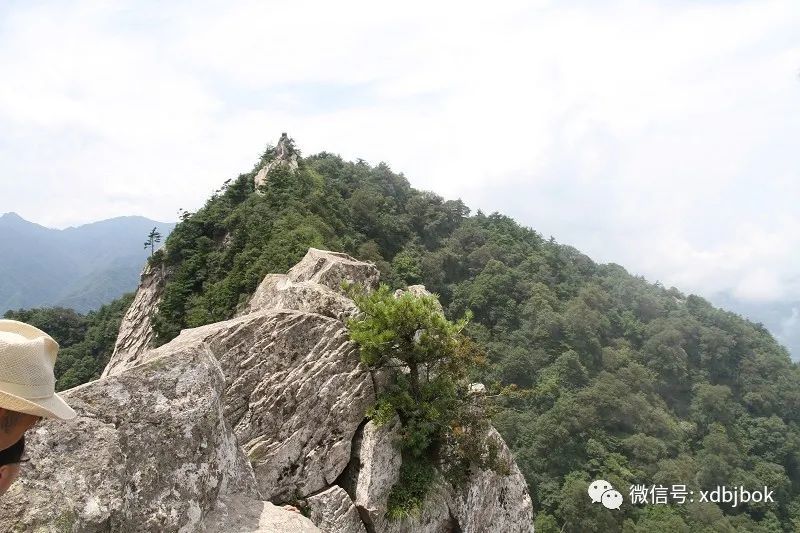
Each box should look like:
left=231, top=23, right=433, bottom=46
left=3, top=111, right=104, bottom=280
left=204, top=496, right=321, bottom=533
left=137, top=309, right=375, bottom=502
left=341, top=419, right=453, bottom=533
left=306, top=487, right=366, bottom=533
left=287, top=248, right=380, bottom=293
left=242, top=274, right=358, bottom=321
left=0, top=349, right=256, bottom=532
left=448, top=428, right=535, bottom=533
left=240, top=248, right=380, bottom=321
left=348, top=418, right=403, bottom=529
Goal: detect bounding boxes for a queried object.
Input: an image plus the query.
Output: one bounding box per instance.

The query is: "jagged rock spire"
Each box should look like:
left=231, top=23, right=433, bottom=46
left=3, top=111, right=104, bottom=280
left=254, top=133, right=299, bottom=191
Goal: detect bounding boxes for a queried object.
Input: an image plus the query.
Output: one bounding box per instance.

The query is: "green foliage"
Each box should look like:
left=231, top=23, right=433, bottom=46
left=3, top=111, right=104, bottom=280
left=347, top=284, right=497, bottom=518
left=22, top=139, right=800, bottom=530
left=143, top=226, right=162, bottom=256
left=385, top=457, right=437, bottom=520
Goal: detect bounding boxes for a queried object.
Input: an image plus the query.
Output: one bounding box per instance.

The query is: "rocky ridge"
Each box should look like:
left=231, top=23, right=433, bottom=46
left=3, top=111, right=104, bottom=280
left=254, top=133, right=299, bottom=191
left=101, top=258, right=166, bottom=378
left=0, top=249, right=534, bottom=532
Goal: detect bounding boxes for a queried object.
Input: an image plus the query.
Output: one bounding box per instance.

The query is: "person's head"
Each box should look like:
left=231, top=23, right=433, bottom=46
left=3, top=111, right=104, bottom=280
left=0, top=319, right=76, bottom=451
left=0, top=436, right=25, bottom=497
left=0, top=410, right=39, bottom=452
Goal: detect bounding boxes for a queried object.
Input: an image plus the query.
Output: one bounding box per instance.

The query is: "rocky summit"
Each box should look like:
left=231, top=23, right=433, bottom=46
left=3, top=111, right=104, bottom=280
left=0, top=248, right=534, bottom=532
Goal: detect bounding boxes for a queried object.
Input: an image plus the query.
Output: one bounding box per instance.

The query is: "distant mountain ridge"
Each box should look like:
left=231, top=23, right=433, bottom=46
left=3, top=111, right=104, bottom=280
left=0, top=212, right=176, bottom=313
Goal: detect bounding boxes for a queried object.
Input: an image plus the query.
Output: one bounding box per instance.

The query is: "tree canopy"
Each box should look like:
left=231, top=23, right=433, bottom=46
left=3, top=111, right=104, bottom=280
left=18, top=139, right=800, bottom=531
left=346, top=284, right=497, bottom=518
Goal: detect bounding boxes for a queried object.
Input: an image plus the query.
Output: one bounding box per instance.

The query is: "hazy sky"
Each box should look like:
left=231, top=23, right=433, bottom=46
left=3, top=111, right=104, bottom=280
left=1, top=1, right=798, bottom=355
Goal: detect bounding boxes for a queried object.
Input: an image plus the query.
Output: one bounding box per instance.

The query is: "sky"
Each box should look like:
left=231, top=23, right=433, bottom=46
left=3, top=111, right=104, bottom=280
left=0, top=0, right=798, bottom=357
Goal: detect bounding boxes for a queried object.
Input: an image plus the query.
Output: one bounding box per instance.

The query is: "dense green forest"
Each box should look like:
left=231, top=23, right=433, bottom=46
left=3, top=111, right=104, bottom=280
left=10, top=137, right=800, bottom=531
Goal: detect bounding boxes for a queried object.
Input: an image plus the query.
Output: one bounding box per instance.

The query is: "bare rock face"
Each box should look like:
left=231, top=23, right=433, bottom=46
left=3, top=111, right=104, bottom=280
left=0, top=349, right=257, bottom=532
left=394, top=284, right=443, bottom=312
left=242, top=274, right=358, bottom=321
left=344, top=420, right=535, bottom=533
left=343, top=419, right=453, bottom=533
left=4, top=248, right=534, bottom=533
left=288, top=248, right=380, bottom=293
left=138, top=309, right=375, bottom=502
left=448, top=428, right=535, bottom=533
left=254, top=133, right=300, bottom=191
left=106, top=248, right=379, bottom=378
left=394, top=284, right=433, bottom=299
left=205, top=496, right=321, bottom=533
left=306, top=487, right=366, bottom=533
left=349, top=418, right=403, bottom=528
left=102, top=259, right=166, bottom=378
left=240, top=248, right=380, bottom=320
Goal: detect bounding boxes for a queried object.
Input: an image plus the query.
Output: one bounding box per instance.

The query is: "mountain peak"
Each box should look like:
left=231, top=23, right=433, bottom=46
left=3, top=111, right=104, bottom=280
left=275, top=132, right=292, bottom=156
left=254, top=133, right=299, bottom=190
left=0, top=211, right=49, bottom=231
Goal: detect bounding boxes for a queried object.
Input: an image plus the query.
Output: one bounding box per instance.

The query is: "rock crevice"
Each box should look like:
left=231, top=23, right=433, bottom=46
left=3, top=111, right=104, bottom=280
left=0, top=249, right=533, bottom=533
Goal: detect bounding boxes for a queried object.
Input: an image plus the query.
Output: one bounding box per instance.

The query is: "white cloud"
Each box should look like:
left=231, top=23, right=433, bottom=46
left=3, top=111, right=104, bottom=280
left=0, top=0, right=798, bottom=313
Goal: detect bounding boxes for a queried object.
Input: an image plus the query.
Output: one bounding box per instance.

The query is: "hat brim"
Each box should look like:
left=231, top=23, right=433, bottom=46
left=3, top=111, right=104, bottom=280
left=0, top=389, right=76, bottom=420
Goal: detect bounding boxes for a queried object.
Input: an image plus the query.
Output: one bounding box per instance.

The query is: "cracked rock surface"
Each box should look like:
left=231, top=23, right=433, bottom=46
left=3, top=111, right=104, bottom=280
left=0, top=349, right=256, bottom=532
left=307, top=486, right=366, bottom=533
left=102, top=259, right=166, bottom=378
left=0, top=248, right=533, bottom=533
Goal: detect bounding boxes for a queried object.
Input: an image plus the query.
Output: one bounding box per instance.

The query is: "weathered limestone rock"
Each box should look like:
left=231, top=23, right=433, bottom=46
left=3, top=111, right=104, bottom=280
left=345, top=419, right=534, bottom=533
left=242, top=274, right=358, bottom=320
left=468, top=382, right=487, bottom=395
left=307, top=486, right=366, bottom=533
left=139, top=309, right=375, bottom=502
left=288, top=249, right=380, bottom=293
left=105, top=248, right=377, bottom=378
left=4, top=248, right=534, bottom=533
left=102, top=259, right=166, bottom=378
left=254, top=133, right=299, bottom=191
left=394, top=284, right=433, bottom=299
left=343, top=418, right=452, bottom=533
left=0, top=349, right=256, bottom=533
left=241, top=248, right=380, bottom=319
left=204, top=495, right=321, bottom=533
left=350, top=418, right=403, bottom=527
left=448, top=428, right=535, bottom=533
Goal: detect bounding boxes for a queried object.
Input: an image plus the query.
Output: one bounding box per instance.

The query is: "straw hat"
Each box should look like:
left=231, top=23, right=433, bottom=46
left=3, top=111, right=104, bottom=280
left=0, top=319, right=76, bottom=420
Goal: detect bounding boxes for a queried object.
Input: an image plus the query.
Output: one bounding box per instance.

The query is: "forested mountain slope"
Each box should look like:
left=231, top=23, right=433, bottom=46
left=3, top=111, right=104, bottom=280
left=12, top=136, right=800, bottom=531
